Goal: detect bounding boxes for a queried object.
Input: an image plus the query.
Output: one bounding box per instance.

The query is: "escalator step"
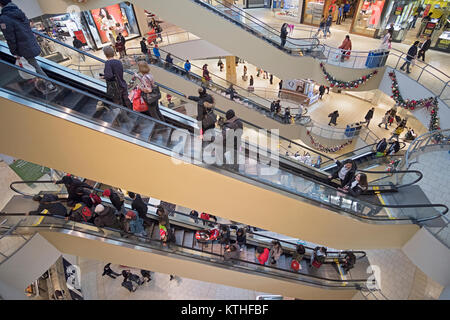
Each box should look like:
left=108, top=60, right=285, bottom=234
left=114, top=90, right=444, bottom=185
left=211, top=243, right=222, bottom=256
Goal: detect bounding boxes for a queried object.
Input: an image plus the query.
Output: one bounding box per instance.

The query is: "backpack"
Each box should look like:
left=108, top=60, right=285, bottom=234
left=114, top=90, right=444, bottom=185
left=89, top=193, right=102, bottom=206
left=70, top=203, right=93, bottom=222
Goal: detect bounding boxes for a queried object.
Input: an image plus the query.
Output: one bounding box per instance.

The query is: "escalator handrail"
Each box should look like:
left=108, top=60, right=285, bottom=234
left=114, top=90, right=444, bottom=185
left=8, top=180, right=364, bottom=258
left=30, top=31, right=187, bottom=102
left=356, top=169, right=423, bottom=188
left=0, top=58, right=182, bottom=133
left=0, top=212, right=369, bottom=287
left=194, top=0, right=320, bottom=50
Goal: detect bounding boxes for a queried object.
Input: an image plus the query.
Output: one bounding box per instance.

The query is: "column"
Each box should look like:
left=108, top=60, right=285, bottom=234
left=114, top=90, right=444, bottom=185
left=226, top=56, right=237, bottom=84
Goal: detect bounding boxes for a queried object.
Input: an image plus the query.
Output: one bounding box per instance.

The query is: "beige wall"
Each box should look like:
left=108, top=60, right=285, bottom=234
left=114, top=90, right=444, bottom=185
left=0, top=97, right=418, bottom=249
left=40, top=231, right=358, bottom=299
left=37, top=0, right=385, bottom=90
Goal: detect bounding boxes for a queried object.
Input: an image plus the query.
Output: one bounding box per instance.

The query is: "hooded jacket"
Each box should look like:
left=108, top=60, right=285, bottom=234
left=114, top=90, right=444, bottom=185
left=0, top=3, right=41, bottom=58
left=94, top=206, right=121, bottom=229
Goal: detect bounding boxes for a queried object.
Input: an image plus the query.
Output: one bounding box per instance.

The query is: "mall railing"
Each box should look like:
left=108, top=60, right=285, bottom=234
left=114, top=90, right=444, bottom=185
left=0, top=212, right=372, bottom=290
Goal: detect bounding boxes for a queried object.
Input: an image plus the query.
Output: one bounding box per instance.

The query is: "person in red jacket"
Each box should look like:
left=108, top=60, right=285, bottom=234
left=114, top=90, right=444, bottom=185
left=338, top=35, right=352, bottom=62
left=255, top=247, right=269, bottom=265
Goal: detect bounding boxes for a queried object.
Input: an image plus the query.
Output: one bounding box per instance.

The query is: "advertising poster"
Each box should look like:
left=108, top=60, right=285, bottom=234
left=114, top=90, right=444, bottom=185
left=91, top=4, right=129, bottom=44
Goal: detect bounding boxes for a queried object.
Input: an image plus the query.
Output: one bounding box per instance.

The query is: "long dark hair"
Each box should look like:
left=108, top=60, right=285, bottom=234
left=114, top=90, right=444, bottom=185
left=99, top=7, right=113, bottom=20
left=358, top=173, right=368, bottom=189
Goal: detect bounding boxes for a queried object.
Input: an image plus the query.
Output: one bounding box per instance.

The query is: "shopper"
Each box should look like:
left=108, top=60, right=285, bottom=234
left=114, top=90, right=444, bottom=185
left=343, top=2, right=350, bottom=21
left=278, top=80, right=283, bottom=97
left=338, top=35, right=352, bottom=62
left=222, top=109, right=243, bottom=165
left=189, top=209, right=199, bottom=223
left=378, top=111, right=390, bottom=130
left=284, top=107, right=291, bottom=124
left=102, top=263, right=121, bottom=279
left=328, top=110, right=339, bottom=126
left=325, top=14, right=332, bottom=38
left=310, top=246, right=327, bottom=269
left=140, top=37, right=148, bottom=55
left=128, top=192, right=151, bottom=226
left=93, top=204, right=121, bottom=229
left=315, top=15, right=326, bottom=38
left=269, top=73, right=273, bottom=85
left=400, top=41, right=419, bottom=74
left=124, top=210, right=147, bottom=237
left=152, top=43, right=161, bottom=65
left=293, top=244, right=305, bottom=264
left=115, top=32, right=126, bottom=58
left=380, top=31, right=392, bottom=51
left=0, top=0, right=58, bottom=93
left=318, top=85, right=326, bottom=99
left=218, top=225, right=231, bottom=245
left=255, top=246, right=270, bottom=265
left=386, top=140, right=401, bottom=155
left=338, top=173, right=368, bottom=197
left=102, top=188, right=124, bottom=213
left=133, top=60, right=165, bottom=122
left=164, top=52, right=173, bottom=70
left=102, top=45, right=132, bottom=110
left=202, top=64, right=211, bottom=86
left=122, top=270, right=144, bottom=287
left=388, top=124, right=405, bottom=142
left=217, top=58, right=224, bottom=72
left=417, top=36, right=431, bottom=62
left=223, top=241, right=240, bottom=262
left=269, top=240, right=283, bottom=266
left=226, top=84, right=237, bottom=100
left=55, top=175, right=92, bottom=207
left=327, top=159, right=357, bottom=187
left=140, top=270, right=152, bottom=283
left=364, top=107, right=375, bottom=127
left=29, top=194, right=67, bottom=217
left=184, top=59, right=191, bottom=77
left=236, top=228, right=246, bottom=251
left=249, top=75, right=254, bottom=87
left=337, top=5, right=343, bottom=25
left=156, top=204, right=170, bottom=226
left=342, top=251, right=356, bottom=274
left=72, top=36, right=85, bottom=62
left=188, top=86, right=215, bottom=132
left=376, top=138, right=388, bottom=154
left=280, top=23, right=288, bottom=48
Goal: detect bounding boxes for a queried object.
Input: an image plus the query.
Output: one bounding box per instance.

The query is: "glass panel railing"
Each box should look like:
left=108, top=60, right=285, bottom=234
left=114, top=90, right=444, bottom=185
left=6, top=214, right=368, bottom=289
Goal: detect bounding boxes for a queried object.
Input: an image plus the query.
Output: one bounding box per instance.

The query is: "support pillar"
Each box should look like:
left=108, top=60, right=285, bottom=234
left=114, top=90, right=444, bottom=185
left=225, top=56, right=237, bottom=84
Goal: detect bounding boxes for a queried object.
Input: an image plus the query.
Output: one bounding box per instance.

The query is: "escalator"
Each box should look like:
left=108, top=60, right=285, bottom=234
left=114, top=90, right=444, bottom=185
left=1, top=186, right=373, bottom=299
left=0, top=42, right=447, bottom=249
left=41, top=0, right=385, bottom=88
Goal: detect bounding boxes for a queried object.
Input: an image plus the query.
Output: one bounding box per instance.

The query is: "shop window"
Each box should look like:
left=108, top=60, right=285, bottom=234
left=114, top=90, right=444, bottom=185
left=303, top=0, right=325, bottom=25
left=352, top=0, right=386, bottom=37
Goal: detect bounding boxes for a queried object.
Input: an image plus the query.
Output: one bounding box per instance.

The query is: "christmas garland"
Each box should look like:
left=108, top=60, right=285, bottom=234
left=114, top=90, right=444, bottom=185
left=320, top=63, right=378, bottom=89
left=388, top=71, right=440, bottom=132
left=307, top=131, right=352, bottom=153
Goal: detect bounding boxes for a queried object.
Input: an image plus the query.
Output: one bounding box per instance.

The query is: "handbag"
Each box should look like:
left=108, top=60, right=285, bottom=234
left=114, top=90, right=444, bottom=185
left=202, top=109, right=217, bottom=129
left=16, top=57, right=36, bottom=80
left=131, top=88, right=148, bottom=112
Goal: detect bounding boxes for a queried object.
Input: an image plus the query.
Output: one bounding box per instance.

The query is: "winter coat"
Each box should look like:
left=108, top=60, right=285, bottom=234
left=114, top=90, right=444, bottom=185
left=0, top=3, right=41, bottom=58
left=365, top=109, right=374, bottom=120
left=406, top=45, right=418, bottom=61
left=94, top=206, right=121, bottom=229
left=73, top=38, right=84, bottom=49
left=326, top=15, right=332, bottom=27
left=30, top=202, right=67, bottom=217
left=376, top=140, right=387, bottom=153
left=131, top=195, right=148, bottom=219
left=328, top=111, right=339, bottom=122
left=343, top=178, right=366, bottom=197
left=331, top=159, right=356, bottom=186
left=257, top=248, right=270, bottom=265
left=224, top=243, right=240, bottom=261
left=108, top=190, right=124, bottom=212
left=269, top=245, right=283, bottom=263
left=187, top=89, right=214, bottom=122
left=339, top=38, right=352, bottom=51
left=129, top=216, right=146, bottom=235
left=236, top=231, right=246, bottom=245
left=420, top=39, right=431, bottom=51
left=222, top=116, right=243, bottom=149
left=140, top=40, right=148, bottom=54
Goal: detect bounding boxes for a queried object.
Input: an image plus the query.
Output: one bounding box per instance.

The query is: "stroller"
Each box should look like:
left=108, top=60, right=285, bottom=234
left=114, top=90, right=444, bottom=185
left=195, top=228, right=219, bottom=244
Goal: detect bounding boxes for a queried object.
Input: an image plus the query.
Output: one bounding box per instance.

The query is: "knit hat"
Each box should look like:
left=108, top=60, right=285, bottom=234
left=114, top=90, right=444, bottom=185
left=0, top=0, right=12, bottom=6
left=94, top=204, right=105, bottom=214
left=225, top=109, right=235, bottom=120
left=126, top=211, right=136, bottom=219
left=102, top=189, right=111, bottom=197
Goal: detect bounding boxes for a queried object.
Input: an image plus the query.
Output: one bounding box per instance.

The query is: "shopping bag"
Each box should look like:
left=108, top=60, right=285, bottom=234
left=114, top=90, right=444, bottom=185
left=16, top=57, right=36, bottom=80
left=131, top=88, right=148, bottom=112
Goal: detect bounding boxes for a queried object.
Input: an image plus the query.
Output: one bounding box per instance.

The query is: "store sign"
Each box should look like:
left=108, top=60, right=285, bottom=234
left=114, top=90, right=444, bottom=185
left=394, top=6, right=403, bottom=15
left=436, top=38, right=449, bottom=50
left=424, top=22, right=437, bottom=35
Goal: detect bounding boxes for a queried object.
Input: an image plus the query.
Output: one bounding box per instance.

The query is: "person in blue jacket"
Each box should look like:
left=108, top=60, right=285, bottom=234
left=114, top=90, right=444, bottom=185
left=0, top=0, right=56, bottom=92
left=184, top=59, right=191, bottom=78
left=152, top=44, right=161, bottom=65
left=343, top=2, right=350, bottom=21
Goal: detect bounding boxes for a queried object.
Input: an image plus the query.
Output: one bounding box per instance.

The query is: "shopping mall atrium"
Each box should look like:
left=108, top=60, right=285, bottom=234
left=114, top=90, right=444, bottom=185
left=0, top=0, right=449, bottom=301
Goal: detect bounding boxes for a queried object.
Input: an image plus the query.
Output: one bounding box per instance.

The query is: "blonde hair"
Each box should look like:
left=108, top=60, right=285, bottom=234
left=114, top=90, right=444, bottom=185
left=138, top=61, right=150, bottom=74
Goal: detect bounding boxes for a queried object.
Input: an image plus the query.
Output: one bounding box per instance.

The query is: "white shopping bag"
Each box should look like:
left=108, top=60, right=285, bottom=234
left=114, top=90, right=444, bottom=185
left=16, top=57, right=36, bottom=80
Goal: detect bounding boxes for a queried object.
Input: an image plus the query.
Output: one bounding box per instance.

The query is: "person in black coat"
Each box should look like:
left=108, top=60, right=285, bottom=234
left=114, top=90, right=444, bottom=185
left=319, top=85, right=326, bottom=99
left=328, top=110, right=339, bottom=126
left=327, top=159, right=357, bottom=187
left=417, top=36, right=431, bottom=62
left=364, top=108, right=375, bottom=127
left=236, top=228, right=246, bottom=251
left=29, top=194, right=67, bottom=217
left=376, top=138, right=387, bottom=153
left=55, top=175, right=93, bottom=207
left=187, top=87, right=215, bottom=131
left=386, top=141, right=400, bottom=155
left=93, top=204, right=121, bottom=229
left=280, top=23, right=288, bottom=48
left=219, top=225, right=231, bottom=245
left=128, top=192, right=151, bottom=226
left=338, top=173, right=368, bottom=197
left=0, top=0, right=57, bottom=92
left=140, top=37, right=148, bottom=55
left=102, top=188, right=124, bottom=213
left=400, top=41, right=419, bottom=73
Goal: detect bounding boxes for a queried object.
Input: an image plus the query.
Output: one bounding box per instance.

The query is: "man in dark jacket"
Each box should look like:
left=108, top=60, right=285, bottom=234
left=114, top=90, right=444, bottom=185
left=417, top=36, right=431, bottom=62
left=319, top=85, right=326, bottom=99
left=400, top=41, right=419, bottom=73
left=102, top=188, right=124, bottom=213
left=128, top=192, right=151, bottom=226
left=93, top=204, right=121, bottom=229
left=280, top=23, right=288, bottom=48
left=29, top=194, right=67, bottom=217
left=72, top=36, right=85, bottom=62
left=222, top=109, right=243, bottom=168
left=55, top=175, right=93, bottom=207
left=364, top=107, right=375, bottom=127
left=327, top=159, right=357, bottom=187
left=187, top=86, right=215, bottom=132
left=376, top=138, right=387, bottom=153
left=0, top=0, right=57, bottom=92
left=140, top=37, right=148, bottom=55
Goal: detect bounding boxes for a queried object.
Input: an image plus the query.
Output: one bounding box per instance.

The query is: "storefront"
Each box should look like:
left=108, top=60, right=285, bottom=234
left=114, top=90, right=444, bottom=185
left=29, top=2, right=141, bottom=52
left=273, top=0, right=304, bottom=22
left=351, top=0, right=389, bottom=37
left=302, top=0, right=325, bottom=25
left=244, top=0, right=272, bottom=8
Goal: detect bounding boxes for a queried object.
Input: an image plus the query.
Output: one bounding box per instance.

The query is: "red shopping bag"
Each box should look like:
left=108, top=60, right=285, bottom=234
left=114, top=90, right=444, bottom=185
left=131, top=88, right=148, bottom=112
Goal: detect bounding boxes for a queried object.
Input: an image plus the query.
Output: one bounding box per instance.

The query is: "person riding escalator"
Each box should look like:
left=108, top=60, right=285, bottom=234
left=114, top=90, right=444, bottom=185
left=327, top=159, right=357, bottom=187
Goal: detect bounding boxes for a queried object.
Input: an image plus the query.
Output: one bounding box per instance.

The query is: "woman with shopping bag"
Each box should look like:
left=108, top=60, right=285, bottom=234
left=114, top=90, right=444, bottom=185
left=132, top=60, right=165, bottom=123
